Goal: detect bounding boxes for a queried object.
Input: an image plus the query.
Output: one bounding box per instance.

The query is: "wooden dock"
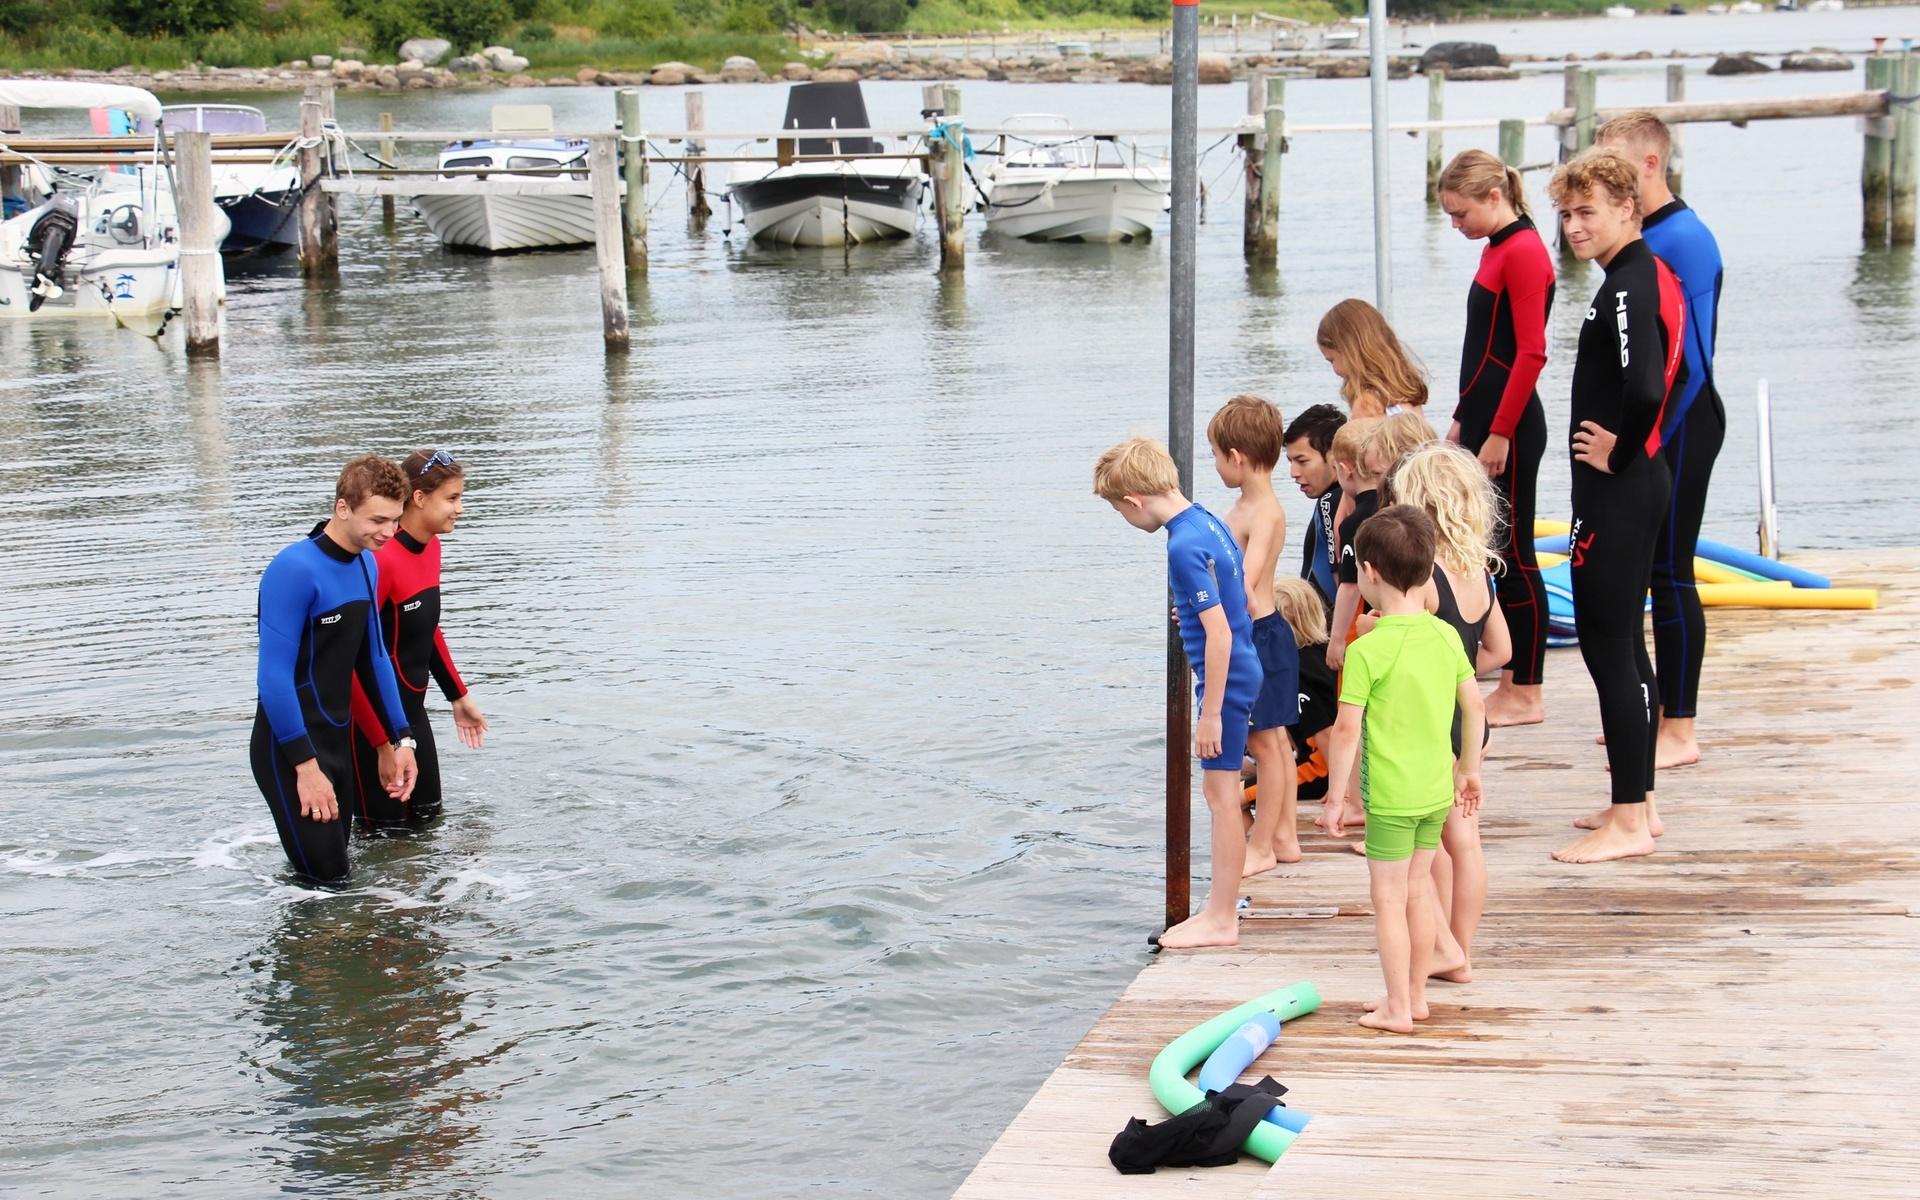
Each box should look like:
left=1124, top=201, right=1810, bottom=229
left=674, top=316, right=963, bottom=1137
left=955, top=547, right=1920, bottom=1198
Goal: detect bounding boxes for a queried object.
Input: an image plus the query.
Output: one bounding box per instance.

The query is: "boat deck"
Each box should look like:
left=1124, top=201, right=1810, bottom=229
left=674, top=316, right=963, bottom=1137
left=954, top=547, right=1920, bottom=1199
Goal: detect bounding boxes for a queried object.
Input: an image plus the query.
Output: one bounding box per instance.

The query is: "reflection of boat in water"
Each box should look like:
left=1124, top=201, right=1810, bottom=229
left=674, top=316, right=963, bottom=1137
left=412, top=105, right=598, bottom=252
left=726, top=82, right=925, bottom=248
left=977, top=115, right=1170, bottom=244
left=0, top=81, right=226, bottom=322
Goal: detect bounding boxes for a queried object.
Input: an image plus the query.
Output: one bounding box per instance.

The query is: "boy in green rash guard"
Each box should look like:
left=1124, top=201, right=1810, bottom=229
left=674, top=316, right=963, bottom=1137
left=1323, top=505, right=1486, bottom=1034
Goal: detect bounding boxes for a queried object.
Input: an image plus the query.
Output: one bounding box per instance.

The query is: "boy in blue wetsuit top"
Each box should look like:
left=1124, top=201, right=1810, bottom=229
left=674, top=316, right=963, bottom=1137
left=1096, top=437, right=1262, bottom=949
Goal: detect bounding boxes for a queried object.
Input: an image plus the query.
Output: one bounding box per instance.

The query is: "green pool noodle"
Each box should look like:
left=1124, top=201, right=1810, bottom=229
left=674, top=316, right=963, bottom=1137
left=1146, top=981, right=1321, bottom=1163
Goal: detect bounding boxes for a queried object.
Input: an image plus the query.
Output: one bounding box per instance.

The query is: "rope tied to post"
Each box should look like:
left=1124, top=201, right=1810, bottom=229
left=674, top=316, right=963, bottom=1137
left=927, top=121, right=975, bottom=161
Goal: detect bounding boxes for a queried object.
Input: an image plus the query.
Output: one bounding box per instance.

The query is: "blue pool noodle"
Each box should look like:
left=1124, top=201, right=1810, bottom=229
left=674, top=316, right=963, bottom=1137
left=1193, top=1012, right=1312, bottom=1133
left=1532, top=534, right=1830, bottom=589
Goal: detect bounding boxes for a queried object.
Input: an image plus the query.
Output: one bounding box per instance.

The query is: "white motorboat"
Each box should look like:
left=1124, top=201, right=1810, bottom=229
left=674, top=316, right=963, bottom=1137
left=412, top=105, right=598, bottom=252
left=0, top=81, right=224, bottom=322
left=140, top=105, right=299, bottom=255
left=976, top=115, right=1170, bottom=244
left=1729, top=1, right=1764, bottom=12
left=726, top=82, right=925, bottom=247
left=1605, top=4, right=1638, bottom=17
left=1806, top=0, right=1843, bottom=10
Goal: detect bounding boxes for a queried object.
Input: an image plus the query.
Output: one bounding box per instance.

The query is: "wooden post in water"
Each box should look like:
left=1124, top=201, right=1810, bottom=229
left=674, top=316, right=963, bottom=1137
left=1499, top=117, right=1525, bottom=169
left=1241, top=71, right=1265, bottom=258
left=936, top=84, right=966, bottom=271
left=378, top=112, right=396, bottom=230
left=616, top=88, right=648, bottom=270
left=174, top=130, right=222, bottom=357
left=297, top=82, right=338, bottom=272
left=0, top=105, right=20, bottom=218
left=1425, top=69, right=1445, bottom=204
left=1892, top=55, right=1918, bottom=245
left=1863, top=54, right=1893, bottom=242
left=588, top=134, right=630, bottom=352
left=1665, top=63, right=1686, bottom=196
left=685, top=90, right=710, bottom=232
left=1573, top=68, right=1599, bottom=155
left=1251, top=75, right=1284, bottom=264
left=1559, top=65, right=1581, bottom=166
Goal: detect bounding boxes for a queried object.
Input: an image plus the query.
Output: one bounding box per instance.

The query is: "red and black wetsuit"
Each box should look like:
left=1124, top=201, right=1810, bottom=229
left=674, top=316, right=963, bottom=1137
left=1454, top=215, right=1554, bottom=688
left=1567, top=237, right=1687, bottom=806
left=350, top=528, right=468, bottom=828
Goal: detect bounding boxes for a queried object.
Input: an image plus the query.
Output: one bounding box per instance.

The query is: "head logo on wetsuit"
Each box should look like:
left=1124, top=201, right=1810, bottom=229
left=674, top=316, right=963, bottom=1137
left=1614, top=290, right=1630, bottom=368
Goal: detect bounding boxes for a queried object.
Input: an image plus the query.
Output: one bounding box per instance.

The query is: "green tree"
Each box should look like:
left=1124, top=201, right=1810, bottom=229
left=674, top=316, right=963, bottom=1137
left=822, top=0, right=905, bottom=32
left=421, top=0, right=513, bottom=49
left=102, top=0, right=260, bottom=37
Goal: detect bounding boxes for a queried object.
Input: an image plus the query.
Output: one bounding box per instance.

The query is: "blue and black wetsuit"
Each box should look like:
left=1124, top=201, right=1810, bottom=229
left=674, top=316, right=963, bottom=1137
left=1299, top=482, right=1342, bottom=612
left=1641, top=197, right=1725, bottom=721
left=251, top=525, right=411, bottom=882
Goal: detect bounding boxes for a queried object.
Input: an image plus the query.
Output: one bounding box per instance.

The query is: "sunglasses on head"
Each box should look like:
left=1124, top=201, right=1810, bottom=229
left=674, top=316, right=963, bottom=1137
left=417, top=449, right=458, bottom=476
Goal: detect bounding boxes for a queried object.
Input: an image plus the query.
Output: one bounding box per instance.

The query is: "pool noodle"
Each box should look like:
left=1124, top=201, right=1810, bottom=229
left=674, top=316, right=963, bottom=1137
left=1193, top=1013, right=1313, bottom=1134
left=1531, top=521, right=1833, bottom=589
left=1148, top=983, right=1321, bottom=1163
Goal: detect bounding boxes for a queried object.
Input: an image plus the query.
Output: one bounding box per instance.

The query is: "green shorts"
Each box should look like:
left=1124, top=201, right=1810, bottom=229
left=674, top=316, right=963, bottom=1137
left=1364, top=803, right=1451, bottom=862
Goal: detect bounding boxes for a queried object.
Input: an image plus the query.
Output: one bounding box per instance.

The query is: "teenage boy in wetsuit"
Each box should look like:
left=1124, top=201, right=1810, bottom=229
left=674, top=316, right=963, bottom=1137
left=252, top=456, right=419, bottom=882
left=1283, top=404, right=1348, bottom=612
left=1595, top=111, right=1724, bottom=776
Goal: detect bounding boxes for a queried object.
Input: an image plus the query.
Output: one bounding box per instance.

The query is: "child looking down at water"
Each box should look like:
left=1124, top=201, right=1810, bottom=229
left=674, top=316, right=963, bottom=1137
left=1096, top=437, right=1264, bottom=949
left=1324, top=505, right=1485, bottom=1033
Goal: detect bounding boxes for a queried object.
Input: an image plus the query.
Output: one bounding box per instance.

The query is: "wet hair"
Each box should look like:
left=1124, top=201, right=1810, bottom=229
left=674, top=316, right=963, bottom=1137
left=1316, top=299, right=1429, bottom=414
left=1360, top=411, right=1438, bottom=479
left=400, top=448, right=464, bottom=509
left=1207, top=394, right=1286, bottom=472
left=1386, top=442, right=1504, bottom=579
left=335, top=454, right=407, bottom=510
left=1595, top=110, right=1673, bottom=167
left=1353, top=504, right=1438, bottom=594
left=1283, top=403, right=1347, bottom=455
left=1273, top=577, right=1329, bottom=648
left=1328, top=417, right=1378, bottom=471
left=1438, top=148, right=1531, bottom=220
left=1093, top=436, right=1181, bottom=501
left=1548, top=147, right=1642, bottom=217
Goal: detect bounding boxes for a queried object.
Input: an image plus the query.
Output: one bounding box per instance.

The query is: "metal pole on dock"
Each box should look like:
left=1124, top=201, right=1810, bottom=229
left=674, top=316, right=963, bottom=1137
left=1756, top=380, right=1779, bottom=559
left=1499, top=117, right=1525, bottom=169
left=685, top=91, right=711, bottom=232
left=173, top=130, right=222, bottom=357
left=297, top=82, right=338, bottom=273
left=588, top=134, right=630, bottom=352
left=616, top=89, right=648, bottom=270
left=1665, top=63, right=1686, bottom=196
left=1425, top=69, right=1445, bottom=205
left=1166, top=0, right=1199, bottom=935
left=1892, top=55, right=1918, bottom=245
left=378, top=112, right=396, bottom=230
left=1366, top=0, right=1393, bottom=315
left=1864, top=54, right=1893, bottom=241
left=935, top=84, right=967, bottom=272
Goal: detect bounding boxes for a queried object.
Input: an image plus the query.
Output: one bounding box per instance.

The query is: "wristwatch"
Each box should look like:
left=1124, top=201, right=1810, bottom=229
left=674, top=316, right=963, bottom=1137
left=391, top=736, right=418, bottom=751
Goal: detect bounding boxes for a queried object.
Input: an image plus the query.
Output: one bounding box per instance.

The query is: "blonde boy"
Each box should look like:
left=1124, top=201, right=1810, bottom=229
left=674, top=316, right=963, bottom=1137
left=1325, top=418, right=1380, bottom=673
left=1096, top=437, right=1264, bottom=949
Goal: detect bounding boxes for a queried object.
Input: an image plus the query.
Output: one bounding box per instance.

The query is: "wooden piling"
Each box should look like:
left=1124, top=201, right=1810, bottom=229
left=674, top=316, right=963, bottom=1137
left=1573, top=67, right=1599, bottom=155
left=1425, top=69, right=1445, bottom=204
left=1666, top=62, right=1686, bottom=196
left=1252, top=75, right=1284, bottom=264
left=1864, top=55, right=1893, bottom=241
left=1892, top=55, right=1918, bottom=245
left=934, top=83, right=966, bottom=271
left=173, top=130, right=222, bottom=356
left=1241, top=72, right=1265, bottom=259
left=615, top=88, right=648, bottom=269
left=1499, top=117, right=1525, bottom=169
left=297, top=82, right=337, bottom=273
left=588, top=134, right=630, bottom=352
left=0, top=105, right=20, bottom=218
left=1560, top=65, right=1581, bottom=165
left=378, top=112, right=395, bottom=230
left=684, top=90, right=710, bottom=232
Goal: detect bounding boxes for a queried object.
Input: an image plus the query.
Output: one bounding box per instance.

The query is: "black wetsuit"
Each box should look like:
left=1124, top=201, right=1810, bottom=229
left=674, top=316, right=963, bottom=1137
left=1434, top=571, right=1496, bottom=756
left=1454, top=216, right=1554, bottom=687
left=1336, top=489, right=1380, bottom=589
left=252, top=527, right=411, bottom=881
left=1568, top=239, right=1688, bottom=806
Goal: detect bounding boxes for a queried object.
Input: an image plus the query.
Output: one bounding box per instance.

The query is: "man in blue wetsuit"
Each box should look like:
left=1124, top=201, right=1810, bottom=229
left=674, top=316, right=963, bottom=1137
left=1598, top=112, right=1724, bottom=774
left=251, top=455, right=419, bottom=882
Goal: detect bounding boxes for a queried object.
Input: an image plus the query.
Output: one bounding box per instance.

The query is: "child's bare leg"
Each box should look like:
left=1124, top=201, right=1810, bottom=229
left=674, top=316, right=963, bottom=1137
left=1434, top=807, right=1484, bottom=983
left=1243, top=728, right=1299, bottom=876
left=1359, top=856, right=1416, bottom=1032
left=1405, top=849, right=1440, bottom=1021
left=1428, top=844, right=1467, bottom=977
left=1158, top=769, right=1245, bottom=949
left=1484, top=672, right=1544, bottom=727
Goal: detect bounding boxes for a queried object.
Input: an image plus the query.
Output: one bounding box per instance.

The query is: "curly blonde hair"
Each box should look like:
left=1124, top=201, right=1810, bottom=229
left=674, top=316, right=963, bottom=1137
left=1384, top=441, right=1504, bottom=579
left=1548, top=147, right=1642, bottom=216
left=1272, top=577, right=1329, bottom=647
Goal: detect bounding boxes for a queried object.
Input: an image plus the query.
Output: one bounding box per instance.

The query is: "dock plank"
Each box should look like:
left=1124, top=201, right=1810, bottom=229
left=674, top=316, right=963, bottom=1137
left=953, top=549, right=1919, bottom=1199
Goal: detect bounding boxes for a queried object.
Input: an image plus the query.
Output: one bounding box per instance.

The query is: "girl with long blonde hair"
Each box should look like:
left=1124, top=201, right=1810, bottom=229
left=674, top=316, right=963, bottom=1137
left=1316, top=298, right=1430, bottom=419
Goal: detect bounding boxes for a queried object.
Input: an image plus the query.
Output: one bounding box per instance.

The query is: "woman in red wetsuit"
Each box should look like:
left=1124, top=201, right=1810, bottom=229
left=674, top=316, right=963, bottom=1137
left=350, top=449, right=488, bottom=829
left=1438, top=149, right=1554, bottom=730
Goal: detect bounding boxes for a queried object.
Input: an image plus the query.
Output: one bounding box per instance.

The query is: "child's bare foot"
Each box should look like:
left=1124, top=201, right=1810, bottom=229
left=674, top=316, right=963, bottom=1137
left=1431, top=957, right=1474, bottom=984
left=1552, top=822, right=1656, bottom=864
left=1655, top=727, right=1702, bottom=769
left=1271, top=835, right=1302, bottom=865
left=1573, top=807, right=1664, bottom=837
left=1242, top=846, right=1279, bottom=878
left=1485, top=687, right=1544, bottom=728
left=1358, top=1006, right=1416, bottom=1033
left=1348, top=839, right=1367, bottom=856
left=1363, top=995, right=1429, bottom=1020
left=1154, top=911, right=1240, bottom=949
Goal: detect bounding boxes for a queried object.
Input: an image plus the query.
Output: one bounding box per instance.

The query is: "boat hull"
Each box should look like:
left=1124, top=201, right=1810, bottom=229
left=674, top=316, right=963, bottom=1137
left=0, top=245, right=192, bottom=319
left=982, top=176, right=1167, bottom=243
left=729, top=175, right=923, bottom=247
left=219, top=189, right=299, bottom=254
left=413, top=192, right=599, bottom=252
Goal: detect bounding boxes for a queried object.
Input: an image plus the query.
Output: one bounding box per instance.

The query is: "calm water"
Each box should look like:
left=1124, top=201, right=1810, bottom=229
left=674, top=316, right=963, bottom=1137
left=2, top=51, right=1916, bottom=1197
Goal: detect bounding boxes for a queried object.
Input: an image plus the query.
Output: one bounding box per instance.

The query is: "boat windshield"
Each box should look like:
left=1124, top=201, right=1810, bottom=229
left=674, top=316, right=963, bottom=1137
left=143, top=105, right=268, bottom=134
left=1007, top=140, right=1089, bottom=170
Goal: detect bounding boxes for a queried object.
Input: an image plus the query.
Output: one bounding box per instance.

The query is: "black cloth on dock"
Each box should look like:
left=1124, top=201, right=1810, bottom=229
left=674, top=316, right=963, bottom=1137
left=1107, top=1078, right=1290, bottom=1174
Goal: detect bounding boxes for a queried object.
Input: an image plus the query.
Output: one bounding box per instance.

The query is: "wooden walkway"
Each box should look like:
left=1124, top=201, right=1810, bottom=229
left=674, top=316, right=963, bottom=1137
left=955, top=547, right=1920, bottom=1199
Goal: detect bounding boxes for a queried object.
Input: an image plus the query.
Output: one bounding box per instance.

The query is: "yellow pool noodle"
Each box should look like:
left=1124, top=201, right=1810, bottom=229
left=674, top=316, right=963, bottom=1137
left=1697, top=584, right=1878, bottom=610
left=1533, top=551, right=1776, bottom=586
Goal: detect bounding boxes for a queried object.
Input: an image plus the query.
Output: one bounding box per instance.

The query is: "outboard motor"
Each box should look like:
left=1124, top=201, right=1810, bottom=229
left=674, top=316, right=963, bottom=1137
left=24, top=193, right=80, bottom=312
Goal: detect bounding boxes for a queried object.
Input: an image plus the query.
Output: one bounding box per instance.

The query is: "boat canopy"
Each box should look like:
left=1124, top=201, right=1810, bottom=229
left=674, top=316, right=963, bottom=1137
left=781, top=82, right=881, bottom=157
left=0, top=80, right=163, bottom=121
